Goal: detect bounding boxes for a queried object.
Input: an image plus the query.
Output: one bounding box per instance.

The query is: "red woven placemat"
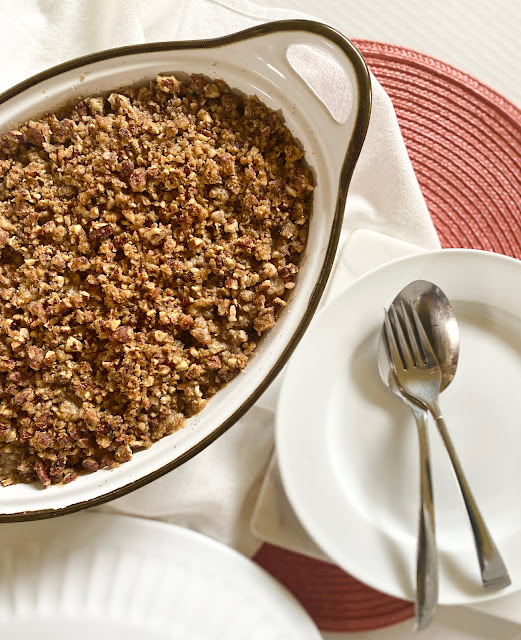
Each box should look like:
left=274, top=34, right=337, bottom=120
left=254, top=40, right=521, bottom=633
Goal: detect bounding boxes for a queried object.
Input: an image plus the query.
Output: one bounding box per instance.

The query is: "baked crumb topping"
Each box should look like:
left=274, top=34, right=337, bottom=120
left=0, top=73, right=313, bottom=486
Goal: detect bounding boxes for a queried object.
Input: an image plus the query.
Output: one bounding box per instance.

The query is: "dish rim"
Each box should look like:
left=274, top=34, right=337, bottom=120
left=0, top=19, right=371, bottom=522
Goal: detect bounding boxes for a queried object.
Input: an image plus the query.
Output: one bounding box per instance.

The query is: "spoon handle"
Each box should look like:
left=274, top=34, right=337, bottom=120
left=411, top=405, right=438, bottom=631
left=431, top=402, right=511, bottom=592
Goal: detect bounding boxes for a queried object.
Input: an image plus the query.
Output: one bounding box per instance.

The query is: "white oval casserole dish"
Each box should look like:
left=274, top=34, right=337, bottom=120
left=0, top=20, right=371, bottom=520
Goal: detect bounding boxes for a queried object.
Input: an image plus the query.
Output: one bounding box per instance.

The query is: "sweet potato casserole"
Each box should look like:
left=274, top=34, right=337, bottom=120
left=0, top=74, right=313, bottom=486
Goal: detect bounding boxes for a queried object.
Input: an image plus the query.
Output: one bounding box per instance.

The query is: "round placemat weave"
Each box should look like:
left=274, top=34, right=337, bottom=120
left=357, top=39, right=521, bottom=257
left=254, top=39, right=521, bottom=633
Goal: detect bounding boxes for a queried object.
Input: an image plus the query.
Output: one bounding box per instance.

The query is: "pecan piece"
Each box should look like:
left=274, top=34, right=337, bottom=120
left=129, top=167, right=146, bottom=192
left=26, top=346, right=45, bottom=370
left=35, top=461, right=51, bottom=487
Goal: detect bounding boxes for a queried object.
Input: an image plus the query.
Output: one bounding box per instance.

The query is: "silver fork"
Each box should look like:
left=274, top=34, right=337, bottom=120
left=380, top=334, right=438, bottom=631
left=385, top=301, right=511, bottom=593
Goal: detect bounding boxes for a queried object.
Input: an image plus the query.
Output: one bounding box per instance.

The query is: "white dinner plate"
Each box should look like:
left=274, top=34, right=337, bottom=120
left=276, top=248, right=521, bottom=605
left=0, top=512, right=320, bottom=639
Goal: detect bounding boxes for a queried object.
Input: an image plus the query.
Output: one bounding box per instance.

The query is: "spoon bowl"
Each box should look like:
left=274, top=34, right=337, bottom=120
left=377, top=279, right=459, bottom=396
left=394, top=280, right=459, bottom=391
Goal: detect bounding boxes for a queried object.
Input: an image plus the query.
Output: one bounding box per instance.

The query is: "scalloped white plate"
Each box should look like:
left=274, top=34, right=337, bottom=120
left=0, top=512, right=320, bottom=639
left=277, top=249, right=521, bottom=605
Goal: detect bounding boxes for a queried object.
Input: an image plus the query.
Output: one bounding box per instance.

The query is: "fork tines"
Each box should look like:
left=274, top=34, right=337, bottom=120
left=385, top=301, right=439, bottom=371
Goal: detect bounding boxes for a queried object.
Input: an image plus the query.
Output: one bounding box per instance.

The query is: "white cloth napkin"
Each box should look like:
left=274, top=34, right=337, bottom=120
left=0, top=0, right=439, bottom=556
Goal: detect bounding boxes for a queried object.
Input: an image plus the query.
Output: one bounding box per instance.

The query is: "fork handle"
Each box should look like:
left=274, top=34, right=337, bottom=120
left=431, top=403, right=511, bottom=592
left=411, top=406, right=438, bottom=631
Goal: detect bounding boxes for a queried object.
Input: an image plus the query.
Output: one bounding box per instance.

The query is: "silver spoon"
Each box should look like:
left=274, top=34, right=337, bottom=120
left=391, top=287, right=511, bottom=594
left=378, top=280, right=454, bottom=630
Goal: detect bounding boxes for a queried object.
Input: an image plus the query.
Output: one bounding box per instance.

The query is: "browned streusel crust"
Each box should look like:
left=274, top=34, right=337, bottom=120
left=0, top=74, right=313, bottom=486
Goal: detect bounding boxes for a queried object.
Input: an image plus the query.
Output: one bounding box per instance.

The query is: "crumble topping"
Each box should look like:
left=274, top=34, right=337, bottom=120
left=0, top=73, right=313, bottom=486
